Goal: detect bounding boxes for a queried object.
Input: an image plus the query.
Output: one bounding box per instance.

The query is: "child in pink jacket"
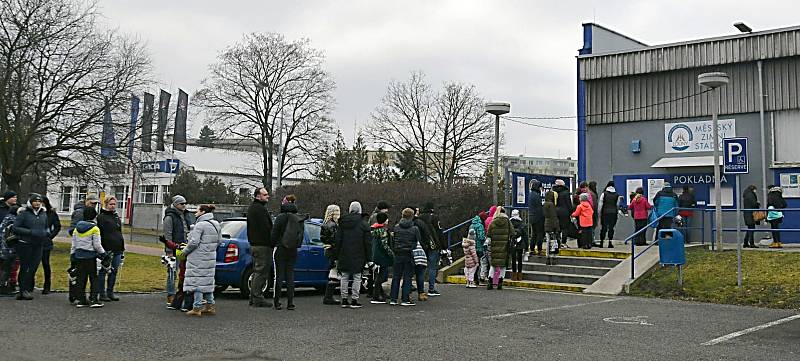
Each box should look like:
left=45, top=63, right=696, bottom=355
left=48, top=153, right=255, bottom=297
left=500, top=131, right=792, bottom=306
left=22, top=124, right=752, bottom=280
left=462, top=228, right=479, bottom=288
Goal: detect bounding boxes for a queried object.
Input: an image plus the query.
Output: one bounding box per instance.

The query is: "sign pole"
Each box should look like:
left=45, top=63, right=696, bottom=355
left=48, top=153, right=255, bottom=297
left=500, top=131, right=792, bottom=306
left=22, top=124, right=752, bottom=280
left=736, top=174, right=742, bottom=288
left=723, top=137, right=748, bottom=289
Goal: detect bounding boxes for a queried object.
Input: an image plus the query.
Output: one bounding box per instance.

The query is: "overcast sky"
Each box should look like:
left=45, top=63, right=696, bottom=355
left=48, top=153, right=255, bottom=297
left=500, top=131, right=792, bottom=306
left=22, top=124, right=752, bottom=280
left=98, top=0, right=799, bottom=159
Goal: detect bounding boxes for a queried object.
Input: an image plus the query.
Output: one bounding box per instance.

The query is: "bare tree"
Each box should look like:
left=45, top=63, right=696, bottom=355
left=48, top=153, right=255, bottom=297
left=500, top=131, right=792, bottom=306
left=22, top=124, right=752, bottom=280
left=194, top=33, right=335, bottom=192
left=366, top=71, right=437, bottom=181
left=0, top=0, right=151, bottom=192
left=433, top=82, right=493, bottom=185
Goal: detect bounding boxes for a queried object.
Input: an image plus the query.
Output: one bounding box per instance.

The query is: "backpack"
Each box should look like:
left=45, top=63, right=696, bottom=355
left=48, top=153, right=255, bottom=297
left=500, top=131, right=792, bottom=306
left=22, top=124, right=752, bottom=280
left=281, top=213, right=304, bottom=249
left=1, top=217, right=18, bottom=248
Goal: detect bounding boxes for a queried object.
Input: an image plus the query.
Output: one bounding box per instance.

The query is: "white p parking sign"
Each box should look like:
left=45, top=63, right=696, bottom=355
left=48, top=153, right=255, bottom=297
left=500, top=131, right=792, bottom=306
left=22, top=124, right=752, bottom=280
left=723, top=137, right=749, bottom=174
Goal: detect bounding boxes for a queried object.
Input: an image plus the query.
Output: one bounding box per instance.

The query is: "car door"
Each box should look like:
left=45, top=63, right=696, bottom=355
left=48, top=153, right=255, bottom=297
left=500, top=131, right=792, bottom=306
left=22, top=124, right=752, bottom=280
left=303, top=222, right=328, bottom=284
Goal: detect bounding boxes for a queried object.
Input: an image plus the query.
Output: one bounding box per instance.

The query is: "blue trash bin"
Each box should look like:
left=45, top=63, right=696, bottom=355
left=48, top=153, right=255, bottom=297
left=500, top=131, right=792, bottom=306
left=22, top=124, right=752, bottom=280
left=658, top=229, right=685, bottom=266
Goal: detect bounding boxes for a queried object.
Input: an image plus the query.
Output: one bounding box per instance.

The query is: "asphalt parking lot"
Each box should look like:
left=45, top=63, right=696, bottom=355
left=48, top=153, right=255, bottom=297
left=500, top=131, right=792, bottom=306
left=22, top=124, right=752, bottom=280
left=0, top=285, right=797, bottom=361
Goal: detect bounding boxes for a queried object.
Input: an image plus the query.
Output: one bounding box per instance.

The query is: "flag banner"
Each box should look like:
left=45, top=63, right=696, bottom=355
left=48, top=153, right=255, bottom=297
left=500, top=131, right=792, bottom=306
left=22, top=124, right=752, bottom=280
left=101, top=101, right=116, bottom=158
left=156, top=89, right=171, bottom=151
left=128, top=95, right=140, bottom=159
left=141, top=92, right=154, bottom=152
left=173, top=89, right=188, bottom=152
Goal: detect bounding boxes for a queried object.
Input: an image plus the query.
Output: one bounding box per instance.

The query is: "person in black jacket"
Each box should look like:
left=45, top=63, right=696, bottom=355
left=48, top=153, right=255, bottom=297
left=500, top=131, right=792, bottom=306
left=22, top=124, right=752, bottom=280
left=320, top=204, right=341, bottom=305
left=96, top=196, right=124, bottom=301
left=39, top=196, right=61, bottom=295
left=0, top=190, right=17, bottom=221
left=418, top=202, right=444, bottom=297
left=389, top=208, right=420, bottom=306
left=246, top=187, right=273, bottom=308
left=270, top=195, right=306, bottom=310
left=335, top=201, right=371, bottom=309
left=597, top=181, right=621, bottom=248
left=742, top=185, right=759, bottom=248
left=13, top=193, right=50, bottom=300
left=528, top=180, right=545, bottom=255
left=552, top=180, right=575, bottom=246
left=677, top=186, right=697, bottom=242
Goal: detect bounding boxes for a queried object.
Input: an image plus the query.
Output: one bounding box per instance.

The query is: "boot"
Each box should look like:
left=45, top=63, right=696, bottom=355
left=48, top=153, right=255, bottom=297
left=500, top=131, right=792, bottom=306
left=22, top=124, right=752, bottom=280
left=607, top=240, right=614, bottom=248
left=166, top=295, right=174, bottom=305
left=186, top=307, right=203, bottom=316
left=202, top=303, right=216, bottom=315
left=324, top=282, right=340, bottom=305
left=418, top=292, right=428, bottom=301
left=486, top=277, right=493, bottom=290
left=770, top=241, right=783, bottom=249
left=497, top=278, right=504, bottom=290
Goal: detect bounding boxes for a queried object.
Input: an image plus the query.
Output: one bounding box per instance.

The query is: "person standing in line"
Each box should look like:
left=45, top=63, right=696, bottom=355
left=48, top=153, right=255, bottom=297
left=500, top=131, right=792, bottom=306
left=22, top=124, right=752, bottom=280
left=528, top=180, right=545, bottom=256
left=321, top=204, right=341, bottom=305
left=162, top=195, right=193, bottom=308
left=543, top=190, right=560, bottom=254
left=628, top=188, right=652, bottom=246
left=0, top=204, right=20, bottom=297
left=418, top=202, right=444, bottom=297
left=96, top=196, right=124, bottom=302
left=486, top=206, right=513, bottom=290
left=40, top=196, right=60, bottom=295
left=370, top=212, right=393, bottom=304
left=335, top=201, right=370, bottom=309
left=653, top=182, right=679, bottom=236
left=572, top=193, right=595, bottom=250
left=552, top=179, right=575, bottom=247
left=368, top=201, right=391, bottom=226
left=246, top=187, right=273, bottom=308
left=742, top=185, right=760, bottom=248
left=597, top=181, right=621, bottom=248
left=182, top=204, right=220, bottom=316
left=0, top=191, right=17, bottom=221
left=468, top=213, right=486, bottom=286
left=69, top=194, right=99, bottom=235
left=462, top=228, right=479, bottom=288
left=678, top=186, right=697, bottom=242
left=588, top=181, right=600, bottom=241
left=13, top=193, right=50, bottom=301
left=509, top=209, right=528, bottom=281
left=70, top=205, right=109, bottom=308
left=389, top=208, right=419, bottom=306
left=767, top=185, right=788, bottom=249
left=271, top=195, right=306, bottom=310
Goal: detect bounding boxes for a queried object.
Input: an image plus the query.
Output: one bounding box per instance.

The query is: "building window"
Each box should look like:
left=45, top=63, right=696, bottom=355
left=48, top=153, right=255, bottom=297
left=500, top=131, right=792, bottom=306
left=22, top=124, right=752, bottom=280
left=60, top=186, right=73, bottom=212
left=160, top=185, right=170, bottom=205
left=774, top=110, right=800, bottom=164
left=113, top=185, right=128, bottom=211
left=77, top=186, right=88, bottom=202
left=138, top=185, right=158, bottom=204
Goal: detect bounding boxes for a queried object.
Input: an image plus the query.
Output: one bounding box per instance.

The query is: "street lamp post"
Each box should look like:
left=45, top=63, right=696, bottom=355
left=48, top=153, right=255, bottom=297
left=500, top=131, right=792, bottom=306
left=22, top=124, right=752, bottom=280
left=698, top=72, right=730, bottom=252
left=485, top=102, right=510, bottom=205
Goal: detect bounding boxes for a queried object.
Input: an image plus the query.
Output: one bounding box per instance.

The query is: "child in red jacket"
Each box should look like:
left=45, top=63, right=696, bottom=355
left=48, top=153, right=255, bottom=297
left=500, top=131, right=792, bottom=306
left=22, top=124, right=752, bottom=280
left=572, top=193, right=595, bottom=249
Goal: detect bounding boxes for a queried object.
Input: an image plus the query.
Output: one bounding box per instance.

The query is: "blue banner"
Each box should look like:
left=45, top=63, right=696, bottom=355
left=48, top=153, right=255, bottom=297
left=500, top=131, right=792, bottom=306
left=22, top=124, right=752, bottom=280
left=510, top=171, right=574, bottom=208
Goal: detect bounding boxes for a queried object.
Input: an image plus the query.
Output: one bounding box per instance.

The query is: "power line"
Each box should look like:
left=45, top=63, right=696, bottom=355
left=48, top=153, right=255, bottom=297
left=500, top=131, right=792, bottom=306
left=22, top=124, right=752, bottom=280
left=504, top=117, right=581, bottom=132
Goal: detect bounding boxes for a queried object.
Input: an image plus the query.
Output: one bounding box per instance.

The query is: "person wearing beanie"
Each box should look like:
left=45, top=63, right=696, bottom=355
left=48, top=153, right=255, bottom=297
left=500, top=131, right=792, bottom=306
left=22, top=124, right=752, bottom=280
left=509, top=209, right=528, bottom=281
left=652, top=182, right=679, bottom=237
left=0, top=190, right=17, bottom=221
left=572, top=193, right=595, bottom=249
left=597, top=181, right=621, bottom=248
left=418, top=202, right=444, bottom=297
left=368, top=201, right=391, bottom=226
left=369, top=212, right=393, bottom=303
left=0, top=203, right=20, bottom=296
left=12, top=193, right=50, bottom=300
left=462, top=228, right=479, bottom=288
left=69, top=194, right=100, bottom=236
left=390, top=208, right=420, bottom=306
left=336, top=200, right=371, bottom=308
left=160, top=194, right=194, bottom=309
left=70, top=199, right=108, bottom=308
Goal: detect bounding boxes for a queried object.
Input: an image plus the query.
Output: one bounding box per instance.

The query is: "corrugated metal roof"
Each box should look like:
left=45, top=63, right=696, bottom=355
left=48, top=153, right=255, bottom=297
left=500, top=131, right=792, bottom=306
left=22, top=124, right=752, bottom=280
left=579, top=25, right=800, bottom=80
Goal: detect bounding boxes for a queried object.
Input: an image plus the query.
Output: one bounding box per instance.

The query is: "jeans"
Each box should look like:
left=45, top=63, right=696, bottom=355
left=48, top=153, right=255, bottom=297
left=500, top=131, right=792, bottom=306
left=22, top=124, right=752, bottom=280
left=193, top=291, right=214, bottom=308
left=600, top=213, right=618, bottom=241
left=41, top=249, right=51, bottom=291
left=426, top=251, right=439, bottom=292
left=273, top=246, right=297, bottom=305
left=250, top=246, right=274, bottom=302
left=166, top=260, right=177, bottom=296
left=390, top=253, right=413, bottom=302
left=74, top=258, right=98, bottom=302
left=14, top=243, right=42, bottom=294
left=340, top=271, right=361, bottom=301
left=414, top=265, right=425, bottom=294
left=98, top=251, right=123, bottom=296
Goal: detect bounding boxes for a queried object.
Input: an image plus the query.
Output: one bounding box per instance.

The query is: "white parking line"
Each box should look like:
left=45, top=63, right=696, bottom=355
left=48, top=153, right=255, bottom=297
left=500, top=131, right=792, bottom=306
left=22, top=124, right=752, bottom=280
left=702, top=314, right=800, bottom=346
left=485, top=298, right=621, bottom=319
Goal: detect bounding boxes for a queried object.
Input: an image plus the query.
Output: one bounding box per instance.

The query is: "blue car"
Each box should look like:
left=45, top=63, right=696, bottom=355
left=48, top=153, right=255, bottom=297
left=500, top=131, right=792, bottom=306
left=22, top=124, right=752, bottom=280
left=214, top=217, right=329, bottom=297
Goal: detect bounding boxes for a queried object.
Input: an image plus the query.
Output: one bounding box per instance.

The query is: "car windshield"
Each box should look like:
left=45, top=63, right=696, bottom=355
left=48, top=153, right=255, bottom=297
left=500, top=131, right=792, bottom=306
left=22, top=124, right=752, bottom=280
left=305, top=223, right=322, bottom=246
left=219, top=220, right=246, bottom=239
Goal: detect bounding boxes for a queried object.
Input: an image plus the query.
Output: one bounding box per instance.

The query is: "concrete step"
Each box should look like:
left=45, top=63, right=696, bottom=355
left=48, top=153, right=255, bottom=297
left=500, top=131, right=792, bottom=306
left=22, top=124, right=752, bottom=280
left=557, top=248, right=631, bottom=260
left=519, top=263, right=612, bottom=277
left=529, top=255, right=623, bottom=268
left=446, top=275, right=588, bottom=292
left=507, top=270, right=601, bottom=285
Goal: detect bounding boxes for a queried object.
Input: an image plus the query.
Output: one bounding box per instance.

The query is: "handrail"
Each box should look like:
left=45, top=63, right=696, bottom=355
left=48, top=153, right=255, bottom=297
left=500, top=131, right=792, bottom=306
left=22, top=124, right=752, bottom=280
left=626, top=206, right=679, bottom=280
left=443, top=218, right=473, bottom=250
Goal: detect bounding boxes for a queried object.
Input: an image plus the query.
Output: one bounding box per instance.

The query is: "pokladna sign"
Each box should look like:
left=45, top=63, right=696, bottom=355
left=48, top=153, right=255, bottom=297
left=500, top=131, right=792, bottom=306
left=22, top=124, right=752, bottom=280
left=664, top=119, right=735, bottom=154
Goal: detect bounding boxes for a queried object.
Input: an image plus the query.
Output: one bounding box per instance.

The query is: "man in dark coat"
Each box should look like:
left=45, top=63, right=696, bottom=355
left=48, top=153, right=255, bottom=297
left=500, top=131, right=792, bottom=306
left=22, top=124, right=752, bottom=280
left=0, top=190, right=17, bottom=221
left=246, top=187, right=273, bottom=307
left=418, top=202, right=444, bottom=296
left=335, top=201, right=371, bottom=308
left=13, top=193, right=50, bottom=300
left=528, top=180, right=545, bottom=255
left=552, top=179, right=575, bottom=244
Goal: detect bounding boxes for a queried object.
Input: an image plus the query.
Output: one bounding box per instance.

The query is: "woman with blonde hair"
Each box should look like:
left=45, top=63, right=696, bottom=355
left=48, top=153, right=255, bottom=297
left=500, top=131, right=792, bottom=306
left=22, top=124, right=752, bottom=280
left=321, top=204, right=341, bottom=305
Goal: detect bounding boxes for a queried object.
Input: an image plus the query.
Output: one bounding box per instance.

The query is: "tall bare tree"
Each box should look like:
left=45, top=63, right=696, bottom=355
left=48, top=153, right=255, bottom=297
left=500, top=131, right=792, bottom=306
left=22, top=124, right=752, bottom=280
left=366, top=71, right=437, bottom=181
left=433, top=82, right=493, bottom=185
left=0, top=0, right=151, bottom=191
left=194, top=33, right=335, bottom=192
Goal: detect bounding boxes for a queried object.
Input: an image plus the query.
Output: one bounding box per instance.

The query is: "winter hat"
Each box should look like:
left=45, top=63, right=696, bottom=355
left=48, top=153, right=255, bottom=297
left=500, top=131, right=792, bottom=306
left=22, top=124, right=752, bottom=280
left=423, top=202, right=435, bottom=213
left=511, top=209, right=521, bottom=218
left=3, top=190, right=16, bottom=200
left=28, top=193, right=43, bottom=203
left=479, top=211, right=487, bottom=222
left=530, top=179, right=542, bottom=190
left=376, top=201, right=391, bottom=211
left=555, top=179, right=566, bottom=186
left=663, top=182, right=672, bottom=189
left=606, top=181, right=615, bottom=188
left=349, top=201, right=362, bottom=214
left=580, top=193, right=590, bottom=202
left=172, top=195, right=187, bottom=206
left=376, top=212, right=389, bottom=224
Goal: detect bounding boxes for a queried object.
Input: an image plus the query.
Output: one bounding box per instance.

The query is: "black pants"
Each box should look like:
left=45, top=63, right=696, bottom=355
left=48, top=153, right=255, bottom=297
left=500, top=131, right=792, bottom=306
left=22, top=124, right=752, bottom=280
left=75, top=258, right=99, bottom=302
left=41, top=249, right=51, bottom=291
left=634, top=219, right=648, bottom=246
left=744, top=224, right=755, bottom=245
left=600, top=213, right=618, bottom=241
left=14, top=243, right=42, bottom=294
left=530, top=223, right=544, bottom=252
left=511, top=249, right=524, bottom=272
left=273, top=246, right=297, bottom=305
left=656, top=217, right=673, bottom=237
left=769, top=219, right=782, bottom=243
left=579, top=227, right=594, bottom=248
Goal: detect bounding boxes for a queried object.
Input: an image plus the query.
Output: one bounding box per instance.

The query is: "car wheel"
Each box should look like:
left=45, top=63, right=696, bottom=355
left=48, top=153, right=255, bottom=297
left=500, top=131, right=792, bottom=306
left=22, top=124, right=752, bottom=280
left=240, top=267, right=253, bottom=299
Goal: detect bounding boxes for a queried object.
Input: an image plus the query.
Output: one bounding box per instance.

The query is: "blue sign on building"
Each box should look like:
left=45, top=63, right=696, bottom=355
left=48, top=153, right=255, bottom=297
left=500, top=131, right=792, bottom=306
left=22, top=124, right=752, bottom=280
left=723, top=137, right=749, bottom=174
left=140, top=159, right=181, bottom=174
left=510, top=172, right=574, bottom=208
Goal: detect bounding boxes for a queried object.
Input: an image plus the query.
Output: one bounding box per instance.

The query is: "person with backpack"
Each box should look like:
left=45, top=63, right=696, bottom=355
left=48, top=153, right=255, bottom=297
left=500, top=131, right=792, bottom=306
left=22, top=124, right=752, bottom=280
left=528, top=180, right=545, bottom=256
left=246, top=187, right=273, bottom=308
left=321, top=204, right=341, bottom=305
left=370, top=212, right=393, bottom=304
left=0, top=204, right=20, bottom=297
left=597, top=181, right=621, bottom=248
left=96, top=196, right=124, bottom=302
left=487, top=206, right=513, bottom=290
left=653, top=182, right=680, bottom=235
left=335, top=201, right=371, bottom=309
left=509, top=209, right=528, bottom=281
left=182, top=204, right=220, bottom=316
left=389, top=208, right=420, bottom=306
left=40, top=196, right=61, bottom=295
left=468, top=214, right=486, bottom=286
left=767, top=185, right=788, bottom=249
left=13, top=193, right=51, bottom=301
left=70, top=204, right=110, bottom=308
left=270, top=195, right=306, bottom=310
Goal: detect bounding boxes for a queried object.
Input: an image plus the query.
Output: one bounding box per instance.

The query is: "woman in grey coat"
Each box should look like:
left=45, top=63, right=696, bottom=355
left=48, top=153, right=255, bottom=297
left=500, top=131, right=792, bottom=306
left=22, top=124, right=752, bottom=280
left=181, top=204, right=220, bottom=316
